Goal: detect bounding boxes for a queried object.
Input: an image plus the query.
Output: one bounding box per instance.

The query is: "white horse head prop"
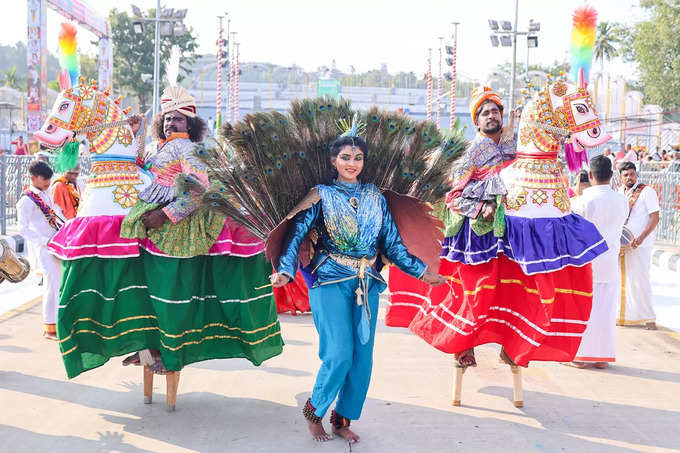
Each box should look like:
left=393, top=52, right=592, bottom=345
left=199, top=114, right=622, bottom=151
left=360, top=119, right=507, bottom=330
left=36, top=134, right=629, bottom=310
left=34, top=79, right=150, bottom=215
left=517, top=70, right=611, bottom=158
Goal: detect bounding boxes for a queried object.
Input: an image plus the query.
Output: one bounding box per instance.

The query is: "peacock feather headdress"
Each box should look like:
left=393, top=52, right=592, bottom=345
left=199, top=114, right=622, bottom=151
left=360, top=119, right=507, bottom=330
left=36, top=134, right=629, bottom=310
left=337, top=113, right=366, bottom=139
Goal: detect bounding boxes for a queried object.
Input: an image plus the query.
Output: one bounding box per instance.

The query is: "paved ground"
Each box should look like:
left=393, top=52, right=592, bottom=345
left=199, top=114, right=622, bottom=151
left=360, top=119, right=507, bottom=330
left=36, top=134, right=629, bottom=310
left=0, top=293, right=679, bottom=453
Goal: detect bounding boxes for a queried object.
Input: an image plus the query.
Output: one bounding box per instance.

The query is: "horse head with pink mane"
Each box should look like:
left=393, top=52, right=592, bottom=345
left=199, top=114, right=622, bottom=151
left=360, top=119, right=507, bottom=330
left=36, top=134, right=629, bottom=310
left=516, top=69, right=610, bottom=164
left=34, top=78, right=151, bottom=218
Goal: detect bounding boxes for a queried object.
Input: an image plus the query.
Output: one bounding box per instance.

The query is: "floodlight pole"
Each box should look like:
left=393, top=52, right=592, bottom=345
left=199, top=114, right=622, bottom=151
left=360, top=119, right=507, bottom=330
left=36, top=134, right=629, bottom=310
left=510, top=0, right=519, bottom=111
left=151, top=0, right=161, bottom=116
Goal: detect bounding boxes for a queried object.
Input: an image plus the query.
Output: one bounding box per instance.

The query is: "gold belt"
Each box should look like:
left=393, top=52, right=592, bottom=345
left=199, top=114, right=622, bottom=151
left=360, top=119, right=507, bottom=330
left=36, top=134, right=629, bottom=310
left=328, top=253, right=376, bottom=271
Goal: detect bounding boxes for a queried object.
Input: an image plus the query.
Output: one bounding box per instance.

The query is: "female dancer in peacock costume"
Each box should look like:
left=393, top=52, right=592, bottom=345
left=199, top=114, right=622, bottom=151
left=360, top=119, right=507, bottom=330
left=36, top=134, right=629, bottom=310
left=34, top=82, right=283, bottom=410
left=201, top=99, right=465, bottom=443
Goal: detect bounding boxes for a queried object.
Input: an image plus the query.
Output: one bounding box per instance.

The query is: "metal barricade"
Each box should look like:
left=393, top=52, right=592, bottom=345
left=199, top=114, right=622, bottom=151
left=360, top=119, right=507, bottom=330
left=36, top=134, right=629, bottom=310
left=0, top=154, right=91, bottom=235
left=0, top=155, right=33, bottom=235
left=638, top=162, right=680, bottom=248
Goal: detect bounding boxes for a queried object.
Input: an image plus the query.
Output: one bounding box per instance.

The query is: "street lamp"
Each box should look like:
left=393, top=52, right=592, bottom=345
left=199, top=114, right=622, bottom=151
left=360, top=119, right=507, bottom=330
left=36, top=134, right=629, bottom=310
left=130, top=3, right=188, bottom=116
left=488, top=3, right=541, bottom=110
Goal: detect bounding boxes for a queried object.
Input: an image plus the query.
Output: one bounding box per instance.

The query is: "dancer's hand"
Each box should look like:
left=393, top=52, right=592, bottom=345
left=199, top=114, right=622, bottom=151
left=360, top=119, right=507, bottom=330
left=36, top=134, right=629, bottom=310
left=270, top=273, right=290, bottom=288
left=481, top=200, right=497, bottom=222
left=142, top=209, right=168, bottom=229
left=631, top=236, right=642, bottom=249
left=422, top=272, right=446, bottom=286
left=127, top=115, right=142, bottom=135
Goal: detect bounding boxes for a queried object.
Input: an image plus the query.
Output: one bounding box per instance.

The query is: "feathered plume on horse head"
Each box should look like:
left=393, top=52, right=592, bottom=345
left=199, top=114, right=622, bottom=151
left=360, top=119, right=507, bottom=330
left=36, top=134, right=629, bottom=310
left=570, top=5, right=597, bottom=87
left=58, top=22, right=80, bottom=90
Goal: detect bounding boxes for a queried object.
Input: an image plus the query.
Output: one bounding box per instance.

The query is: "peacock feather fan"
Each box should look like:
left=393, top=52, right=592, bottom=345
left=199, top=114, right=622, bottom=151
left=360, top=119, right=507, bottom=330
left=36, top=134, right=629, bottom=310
left=58, top=22, right=80, bottom=89
left=570, top=5, right=597, bottom=84
left=414, top=117, right=468, bottom=201
left=202, top=98, right=466, bottom=240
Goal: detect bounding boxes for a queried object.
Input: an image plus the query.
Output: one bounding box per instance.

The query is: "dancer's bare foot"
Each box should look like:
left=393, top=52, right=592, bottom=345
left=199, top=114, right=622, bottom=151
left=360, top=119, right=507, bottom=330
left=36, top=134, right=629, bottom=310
left=454, top=348, right=476, bottom=368
left=593, top=362, right=609, bottom=369
left=645, top=322, right=657, bottom=330
left=331, top=410, right=358, bottom=444
left=307, top=419, right=333, bottom=442
left=333, top=426, right=359, bottom=444
left=303, top=399, right=332, bottom=442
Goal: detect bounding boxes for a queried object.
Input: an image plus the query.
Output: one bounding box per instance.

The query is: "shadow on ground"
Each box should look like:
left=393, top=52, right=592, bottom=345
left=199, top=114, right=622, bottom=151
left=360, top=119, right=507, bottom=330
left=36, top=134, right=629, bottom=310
left=0, top=371, right=646, bottom=453
left=480, top=385, right=679, bottom=451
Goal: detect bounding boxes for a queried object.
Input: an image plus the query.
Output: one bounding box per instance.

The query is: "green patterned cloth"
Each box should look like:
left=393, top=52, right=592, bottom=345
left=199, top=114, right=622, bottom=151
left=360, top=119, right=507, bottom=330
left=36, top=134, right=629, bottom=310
left=57, top=250, right=283, bottom=378
left=120, top=200, right=227, bottom=257
left=436, top=195, right=506, bottom=238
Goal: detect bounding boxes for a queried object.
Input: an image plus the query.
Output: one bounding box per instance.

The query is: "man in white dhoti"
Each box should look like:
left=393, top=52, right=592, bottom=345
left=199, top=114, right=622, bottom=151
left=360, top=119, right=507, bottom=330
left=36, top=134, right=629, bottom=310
left=571, top=156, right=628, bottom=368
left=618, top=161, right=660, bottom=330
left=16, top=160, right=64, bottom=340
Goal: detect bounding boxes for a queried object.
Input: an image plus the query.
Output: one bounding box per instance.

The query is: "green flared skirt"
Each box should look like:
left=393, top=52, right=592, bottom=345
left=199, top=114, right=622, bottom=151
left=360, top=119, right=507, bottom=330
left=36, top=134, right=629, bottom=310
left=120, top=200, right=227, bottom=257
left=57, top=250, right=283, bottom=379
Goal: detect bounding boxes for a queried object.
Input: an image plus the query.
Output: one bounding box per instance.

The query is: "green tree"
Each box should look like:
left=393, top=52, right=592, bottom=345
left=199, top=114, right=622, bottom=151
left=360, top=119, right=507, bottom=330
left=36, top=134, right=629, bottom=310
left=593, top=22, right=620, bottom=72
left=3, top=66, right=20, bottom=89
left=108, top=7, right=198, bottom=111
left=79, top=52, right=99, bottom=83
left=623, top=0, right=680, bottom=109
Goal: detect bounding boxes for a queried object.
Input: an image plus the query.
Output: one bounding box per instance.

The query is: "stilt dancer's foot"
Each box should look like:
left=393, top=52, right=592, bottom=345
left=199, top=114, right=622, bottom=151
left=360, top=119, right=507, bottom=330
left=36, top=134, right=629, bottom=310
left=122, top=352, right=140, bottom=366
left=150, top=357, right=169, bottom=375
left=303, top=398, right=332, bottom=442
left=331, top=410, right=359, bottom=444
left=645, top=322, right=657, bottom=330
left=500, top=348, right=524, bottom=367
left=454, top=348, right=476, bottom=368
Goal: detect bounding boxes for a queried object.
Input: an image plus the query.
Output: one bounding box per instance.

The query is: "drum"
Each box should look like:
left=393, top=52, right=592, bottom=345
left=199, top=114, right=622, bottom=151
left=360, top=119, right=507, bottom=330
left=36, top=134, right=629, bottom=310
left=620, top=225, right=635, bottom=246
left=0, top=239, right=31, bottom=284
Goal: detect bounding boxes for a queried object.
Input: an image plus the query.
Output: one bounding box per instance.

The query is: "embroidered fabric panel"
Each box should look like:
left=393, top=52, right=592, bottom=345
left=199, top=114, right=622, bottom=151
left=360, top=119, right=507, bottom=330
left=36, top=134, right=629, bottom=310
left=138, top=138, right=210, bottom=223
left=452, top=133, right=517, bottom=185
left=113, top=184, right=139, bottom=209
left=88, top=160, right=143, bottom=188
left=317, top=182, right=383, bottom=253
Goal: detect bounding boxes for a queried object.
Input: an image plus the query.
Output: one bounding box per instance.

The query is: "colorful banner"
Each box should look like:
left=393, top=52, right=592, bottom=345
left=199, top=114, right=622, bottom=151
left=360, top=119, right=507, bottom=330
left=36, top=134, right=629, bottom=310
left=26, top=0, right=47, bottom=134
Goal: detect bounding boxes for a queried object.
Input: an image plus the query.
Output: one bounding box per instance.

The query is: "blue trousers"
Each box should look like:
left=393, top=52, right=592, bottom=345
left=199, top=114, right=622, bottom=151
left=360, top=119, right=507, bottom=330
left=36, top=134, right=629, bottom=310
left=309, top=278, right=380, bottom=420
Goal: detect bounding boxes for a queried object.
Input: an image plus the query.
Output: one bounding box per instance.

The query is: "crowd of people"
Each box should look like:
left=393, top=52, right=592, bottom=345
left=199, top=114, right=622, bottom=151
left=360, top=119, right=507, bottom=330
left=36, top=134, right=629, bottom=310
left=604, top=143, right=680, bottom=171
left=7, top=79, right=666, bottom=445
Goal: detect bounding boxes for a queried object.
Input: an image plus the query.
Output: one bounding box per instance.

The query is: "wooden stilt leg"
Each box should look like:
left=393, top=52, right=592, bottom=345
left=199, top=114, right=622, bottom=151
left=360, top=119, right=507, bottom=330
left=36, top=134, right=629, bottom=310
left=166, top=371, right=180, bottom=412
left=511, top=366, right=523, bottom=408
left=452, top=367, right=466, bottom=406
left=143, top=365, right=153, bottom=404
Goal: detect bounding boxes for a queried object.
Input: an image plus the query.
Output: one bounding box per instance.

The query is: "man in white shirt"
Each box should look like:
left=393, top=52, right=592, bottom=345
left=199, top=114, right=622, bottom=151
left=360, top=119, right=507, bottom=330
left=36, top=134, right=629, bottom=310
left=571, top=156, right=629, bottom=368
left=603, top=147, right=616, bottom=166
left=618, top=161, right=660, bottom=329
left=622, top=144, right=638, bottom=163
left=16, top=160, right=64, bottom=340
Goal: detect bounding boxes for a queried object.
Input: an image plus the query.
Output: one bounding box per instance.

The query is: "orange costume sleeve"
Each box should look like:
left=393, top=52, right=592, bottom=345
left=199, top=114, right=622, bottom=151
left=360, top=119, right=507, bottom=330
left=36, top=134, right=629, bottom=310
left=52, top=182, right=77, bottom=220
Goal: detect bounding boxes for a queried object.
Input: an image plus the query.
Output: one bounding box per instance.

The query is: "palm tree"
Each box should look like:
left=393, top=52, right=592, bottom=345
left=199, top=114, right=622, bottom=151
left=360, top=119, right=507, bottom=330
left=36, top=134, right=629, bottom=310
left=3, top=66, right=17, bottom=89
left=594, top=22, right=620, bottom=73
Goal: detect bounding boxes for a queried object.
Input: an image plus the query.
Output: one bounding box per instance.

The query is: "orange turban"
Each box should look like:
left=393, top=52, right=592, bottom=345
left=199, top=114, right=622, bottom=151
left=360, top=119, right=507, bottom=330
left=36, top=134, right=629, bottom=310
left=469, top=86, right=503, bottom=125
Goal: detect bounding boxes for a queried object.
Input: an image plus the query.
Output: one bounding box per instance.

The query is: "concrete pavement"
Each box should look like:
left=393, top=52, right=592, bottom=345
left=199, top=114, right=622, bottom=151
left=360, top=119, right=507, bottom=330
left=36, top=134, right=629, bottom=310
left=1, top=294, right=679, bottom=453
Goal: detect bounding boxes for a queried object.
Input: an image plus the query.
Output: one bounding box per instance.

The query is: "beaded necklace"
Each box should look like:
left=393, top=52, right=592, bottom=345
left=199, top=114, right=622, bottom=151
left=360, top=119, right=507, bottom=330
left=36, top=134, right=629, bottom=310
left=333, top=180, right=361, bottom=209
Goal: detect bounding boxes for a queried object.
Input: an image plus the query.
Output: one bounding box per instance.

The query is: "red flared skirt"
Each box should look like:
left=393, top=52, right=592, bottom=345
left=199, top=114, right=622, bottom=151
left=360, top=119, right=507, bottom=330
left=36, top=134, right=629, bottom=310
left=386, top=256, right=593, bottom=367
left=273, top=271, right=311, bottom=314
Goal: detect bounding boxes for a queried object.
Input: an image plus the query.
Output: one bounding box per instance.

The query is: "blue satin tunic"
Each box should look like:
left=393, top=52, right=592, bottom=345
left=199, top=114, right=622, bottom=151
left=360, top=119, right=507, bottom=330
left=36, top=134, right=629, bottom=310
left=278, top=180, right=426, bottom=289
